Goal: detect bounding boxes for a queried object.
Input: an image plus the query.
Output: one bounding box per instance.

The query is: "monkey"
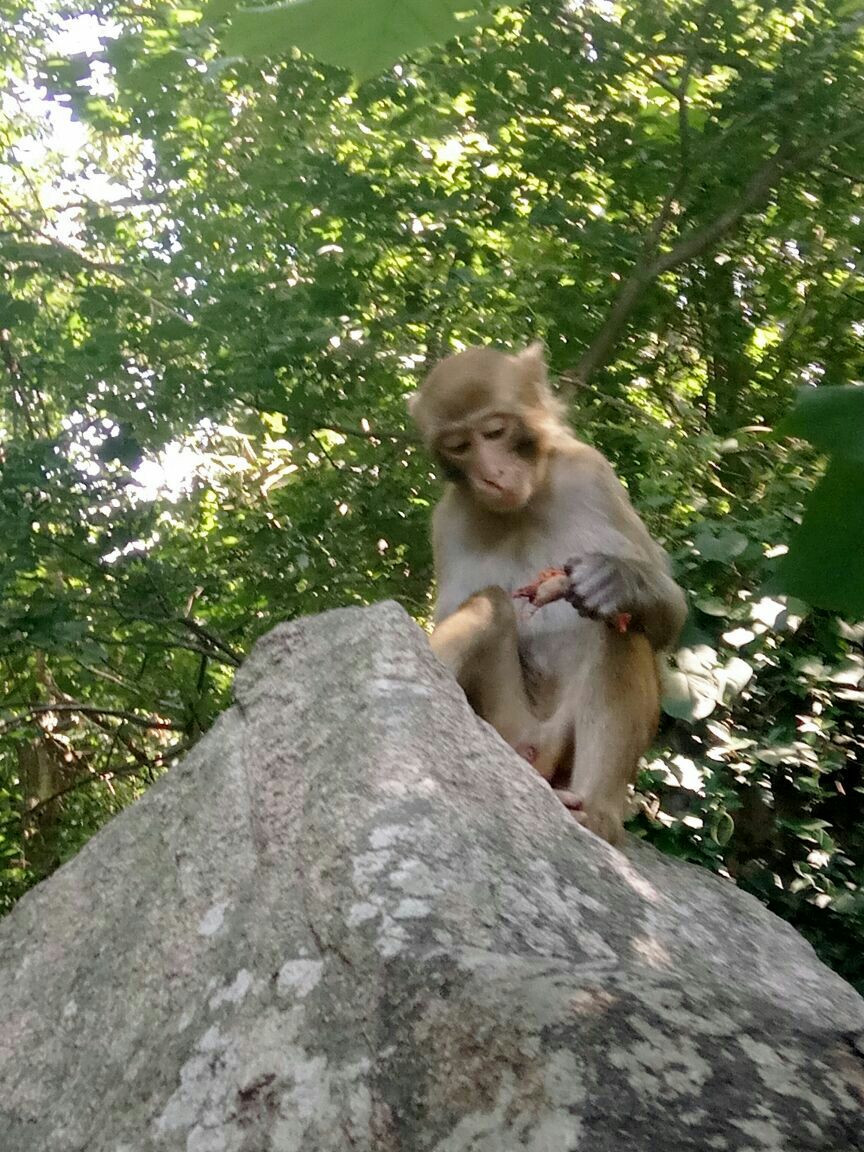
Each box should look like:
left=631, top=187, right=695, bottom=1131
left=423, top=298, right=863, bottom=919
left=409, top=343, right=687, bottom=845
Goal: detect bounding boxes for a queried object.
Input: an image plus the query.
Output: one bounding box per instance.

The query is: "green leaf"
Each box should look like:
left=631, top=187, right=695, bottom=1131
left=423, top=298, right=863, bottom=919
left=692, top=528, right=748, bottom=562
left=720, top=656, right=753, bottom=703
left=661, top=668, right=718, bottom=721
left=710, top=811, right=735, bottom=847
left=218, top=0, right=485, bottom=79
left=775, top=386, right=864, bottom=461
left=694, top=596, right=729, bottom=617
left=779, top=458, right=864, bottom=618
left=0, top=295, right=38, bottom=327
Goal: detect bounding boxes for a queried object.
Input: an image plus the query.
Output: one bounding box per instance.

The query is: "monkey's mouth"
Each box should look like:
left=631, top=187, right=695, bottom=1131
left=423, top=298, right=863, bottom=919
left=475, top=479, right=525, bottom=510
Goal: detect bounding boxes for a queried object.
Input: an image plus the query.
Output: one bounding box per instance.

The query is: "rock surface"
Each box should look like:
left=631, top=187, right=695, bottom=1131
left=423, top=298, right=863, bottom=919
left=1, top=601, right=863, bottom=1152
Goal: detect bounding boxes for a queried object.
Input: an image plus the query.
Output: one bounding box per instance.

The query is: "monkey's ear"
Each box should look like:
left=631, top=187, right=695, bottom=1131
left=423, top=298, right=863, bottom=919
left=406, top=389, right=431, bottom=440
left=515, top=341, right=549, bottom=406
left=516, top=341, right=547, bottom=381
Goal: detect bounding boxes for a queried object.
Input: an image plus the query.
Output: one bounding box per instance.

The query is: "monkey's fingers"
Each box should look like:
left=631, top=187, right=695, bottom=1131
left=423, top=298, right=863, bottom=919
left=564, top=583, right=633, bottom=633
left=514, top=567, right=566, bottom=603
left=532, top=566, right=565, bottom=582
left=531, top=573, right=570, bottom=607
left=514, top=568, right=568, bottom=607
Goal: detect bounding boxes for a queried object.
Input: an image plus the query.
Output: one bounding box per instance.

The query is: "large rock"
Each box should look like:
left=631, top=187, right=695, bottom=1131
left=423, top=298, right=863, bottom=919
left=1, top=602, right=863, bottom=1152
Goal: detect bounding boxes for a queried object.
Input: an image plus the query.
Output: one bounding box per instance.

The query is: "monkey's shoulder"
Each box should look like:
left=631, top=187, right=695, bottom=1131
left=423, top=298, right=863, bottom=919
left=431, top=487, right=462, bottom=532
left=550, top=438, right=623, bottom=493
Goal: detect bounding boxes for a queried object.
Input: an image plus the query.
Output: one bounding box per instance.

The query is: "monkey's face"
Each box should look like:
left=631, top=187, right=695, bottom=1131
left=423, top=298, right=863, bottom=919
left=437, top=414, right=540, bottom=512
left=411, top=344, right=559, bottom=512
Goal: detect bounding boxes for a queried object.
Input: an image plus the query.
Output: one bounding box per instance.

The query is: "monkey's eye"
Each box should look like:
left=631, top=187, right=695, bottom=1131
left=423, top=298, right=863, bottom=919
left=444, top=440, right=470, bottom=455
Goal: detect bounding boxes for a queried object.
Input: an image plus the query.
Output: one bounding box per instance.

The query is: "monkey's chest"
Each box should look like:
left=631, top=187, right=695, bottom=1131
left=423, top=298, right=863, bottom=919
left=516, top=600, right=592, bottom=697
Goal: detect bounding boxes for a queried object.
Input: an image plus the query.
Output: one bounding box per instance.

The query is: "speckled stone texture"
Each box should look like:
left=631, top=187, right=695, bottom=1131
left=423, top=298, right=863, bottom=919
left=1, top=601, right=863, bottom=1152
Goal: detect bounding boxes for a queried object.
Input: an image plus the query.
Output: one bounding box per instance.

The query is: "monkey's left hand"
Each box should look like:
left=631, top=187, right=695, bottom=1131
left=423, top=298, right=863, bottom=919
left=563, top=554, right=652, bottom=632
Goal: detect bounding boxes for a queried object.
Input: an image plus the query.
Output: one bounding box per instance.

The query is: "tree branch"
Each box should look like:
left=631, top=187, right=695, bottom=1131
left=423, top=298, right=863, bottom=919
left=0, top=193, right=201, bottom=330
left=175, top=618, right=243, bottom=667
left=1, top=326, right=36, bottom=437
left=314, top=422, right=415, bottom=445
left=0, top=703, right=183, bottom=737
left=23, top=739, right=192, bottom=817
left=570, top=120, right=864, bottom=386
left=311, top=430, right=344, bottom=470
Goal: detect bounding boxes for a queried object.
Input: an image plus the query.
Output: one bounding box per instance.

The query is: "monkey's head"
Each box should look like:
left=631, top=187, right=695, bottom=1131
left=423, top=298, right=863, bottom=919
left=409, top=343, right=565, bottom=513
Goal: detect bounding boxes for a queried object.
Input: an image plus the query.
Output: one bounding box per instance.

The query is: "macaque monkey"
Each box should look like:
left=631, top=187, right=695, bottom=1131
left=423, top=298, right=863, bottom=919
left=409, top=343, right=687, bottom=845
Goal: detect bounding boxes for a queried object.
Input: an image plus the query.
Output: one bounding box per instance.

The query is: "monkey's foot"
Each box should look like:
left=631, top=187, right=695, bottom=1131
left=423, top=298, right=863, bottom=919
left=553, top=789, right=584, bottom=812
left=554, top=791, right=625, bottom=845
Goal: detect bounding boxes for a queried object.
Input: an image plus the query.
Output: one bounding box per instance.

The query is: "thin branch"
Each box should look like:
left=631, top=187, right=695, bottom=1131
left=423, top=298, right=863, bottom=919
left=311, top=430, right=344, bottom=470
left=41, top=536, right=118, bottom=582
left=52, top=194, right=167, bottom=211
left=94, top=633, right=233, bottom=662
left=176, top=618, right=243, bottom=667
left=100, top=723, right=121, bottom=777
left=72, top=657, right=142, bottom=694
left=0, top=193, right=200, bottom=329
left=315, top=422, right=415, bottom=445
left=23, top=744, right=191, bottom=817
left=760, top=252, right=864, bottom=392
left=820, top=160, right=864, bottom=185
left=1, top=326, right=36, bottom=437
left=650, top=152, right=789, bottom=276
left=566, top=10, right=705, bottom=388
left=23, top=767, right=139, bottom=816
left=0, top=702, right=183, bottom=737
left=77, top=707, right=178, bottom=767
left=557, top=372, right=664, bottom=417
left=673, top=8, right=712, bottom=200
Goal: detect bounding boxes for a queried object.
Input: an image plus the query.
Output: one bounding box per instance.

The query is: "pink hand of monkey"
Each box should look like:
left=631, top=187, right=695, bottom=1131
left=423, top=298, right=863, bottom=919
left=513, top=568, right=571, bottom=610
left=514, top=564, right=632, bottom=633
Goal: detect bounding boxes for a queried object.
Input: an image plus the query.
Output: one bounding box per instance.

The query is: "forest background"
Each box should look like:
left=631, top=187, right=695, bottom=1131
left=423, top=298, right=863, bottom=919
left=2, top=0, right=863, bottom=991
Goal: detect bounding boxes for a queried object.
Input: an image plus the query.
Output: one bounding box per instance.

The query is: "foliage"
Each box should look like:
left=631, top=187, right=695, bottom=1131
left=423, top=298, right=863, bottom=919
left=776, top=386, right=864, bottom=614
left=1, top=0, right=863, bottom=992
left=214, top=0, right=487, bottom=80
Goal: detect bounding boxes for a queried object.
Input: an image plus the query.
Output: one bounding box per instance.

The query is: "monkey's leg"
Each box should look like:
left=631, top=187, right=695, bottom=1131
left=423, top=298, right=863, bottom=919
left=562, top=633, right=660, bottom=845
left=430, top=586, right=540, bottom=762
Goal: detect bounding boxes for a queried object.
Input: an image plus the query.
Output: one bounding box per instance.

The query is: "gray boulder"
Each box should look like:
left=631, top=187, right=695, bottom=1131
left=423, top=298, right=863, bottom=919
left=1, top=601, right=863, bottom=1152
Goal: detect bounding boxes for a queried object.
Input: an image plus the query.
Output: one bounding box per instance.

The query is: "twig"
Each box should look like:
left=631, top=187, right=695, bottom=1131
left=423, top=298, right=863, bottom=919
left=1, top=326, right=36, bottom=437
left=176, top=618, right=243, bottom=667
left=311, top=431, right=344, bottom=470
left=0, top=193, right=201, bottom=329
left=315, top=422, right=415, bottom=445
left=0, top=703, right=183, bottom=737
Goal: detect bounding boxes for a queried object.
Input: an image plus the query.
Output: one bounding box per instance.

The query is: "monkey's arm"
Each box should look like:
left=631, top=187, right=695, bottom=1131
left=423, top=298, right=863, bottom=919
left=430, top=495, right=482, bottom=624
left=559, top=453, right=688, bottom=650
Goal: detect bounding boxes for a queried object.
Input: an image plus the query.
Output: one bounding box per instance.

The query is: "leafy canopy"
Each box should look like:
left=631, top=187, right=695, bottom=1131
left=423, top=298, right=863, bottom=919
left=215, top=0, right=487, bottom=79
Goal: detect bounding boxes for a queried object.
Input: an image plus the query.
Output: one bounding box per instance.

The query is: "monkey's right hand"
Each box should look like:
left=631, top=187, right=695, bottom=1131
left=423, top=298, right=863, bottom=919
left=513, top=567, right=570, bottom=609
left=563, top=554, right=639, bottom=633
